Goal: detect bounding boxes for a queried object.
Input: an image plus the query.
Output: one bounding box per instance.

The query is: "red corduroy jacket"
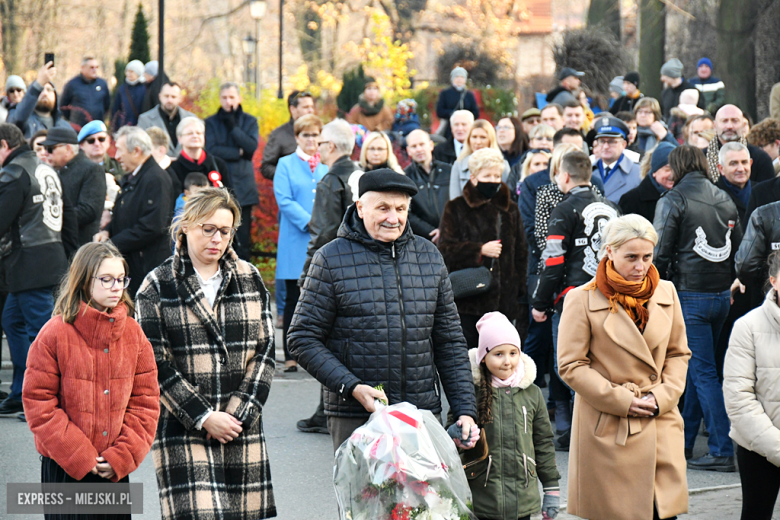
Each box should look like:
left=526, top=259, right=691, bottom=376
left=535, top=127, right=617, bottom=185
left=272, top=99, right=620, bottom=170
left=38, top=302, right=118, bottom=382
left=23, top=302, right=160, bottom=481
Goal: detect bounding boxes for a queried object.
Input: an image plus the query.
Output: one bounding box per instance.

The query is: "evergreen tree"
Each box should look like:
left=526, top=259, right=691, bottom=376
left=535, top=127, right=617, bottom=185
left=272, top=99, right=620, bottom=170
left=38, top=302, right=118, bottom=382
left=129, top=3, right=151, bottom=64
left=336, top=65, right=366, bottom=116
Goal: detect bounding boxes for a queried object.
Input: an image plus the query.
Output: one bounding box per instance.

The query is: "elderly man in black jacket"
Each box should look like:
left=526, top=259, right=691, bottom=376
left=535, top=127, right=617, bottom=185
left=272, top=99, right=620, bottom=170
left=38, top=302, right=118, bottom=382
left=289, top=169, right=479, bottom=453
left=94, top=126, right=173, bottom=297
left=205, top=82, right=259, bottom=261
left=404, top=129, right=451, bottom=242
left=41, top=127, right=105, bottom=247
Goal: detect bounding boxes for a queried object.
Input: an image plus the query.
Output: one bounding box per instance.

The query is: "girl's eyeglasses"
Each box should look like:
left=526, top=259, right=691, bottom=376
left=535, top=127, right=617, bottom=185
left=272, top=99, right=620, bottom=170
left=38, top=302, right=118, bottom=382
left=93, top=276, right=131, bottom=289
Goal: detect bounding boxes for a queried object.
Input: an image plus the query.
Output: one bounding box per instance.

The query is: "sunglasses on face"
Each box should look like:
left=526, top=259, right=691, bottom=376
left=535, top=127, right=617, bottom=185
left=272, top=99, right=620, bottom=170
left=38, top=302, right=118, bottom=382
left=45, top=144, right=65, bottom=154
left=7, top=88, right=23, bottom=94
left=85, top=136, right=107, bottom=145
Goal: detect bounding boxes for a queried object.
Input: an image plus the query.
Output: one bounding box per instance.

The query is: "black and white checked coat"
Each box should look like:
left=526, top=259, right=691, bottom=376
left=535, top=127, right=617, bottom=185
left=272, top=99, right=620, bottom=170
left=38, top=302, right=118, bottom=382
left=136, top=242, right=276, bottom=520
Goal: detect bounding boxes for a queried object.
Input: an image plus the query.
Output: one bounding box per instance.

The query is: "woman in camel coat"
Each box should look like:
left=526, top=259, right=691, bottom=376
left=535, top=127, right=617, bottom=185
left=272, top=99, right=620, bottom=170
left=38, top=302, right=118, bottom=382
left=557, top=214, right=690, bottom=520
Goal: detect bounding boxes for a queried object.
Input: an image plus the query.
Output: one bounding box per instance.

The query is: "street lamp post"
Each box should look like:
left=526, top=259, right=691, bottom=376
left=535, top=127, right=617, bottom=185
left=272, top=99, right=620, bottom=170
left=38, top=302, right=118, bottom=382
left=242, top=35, right=256, bottom=85
left=278, top=0, right=283, bottom=99
left=250, top=0, right=267, bottom=101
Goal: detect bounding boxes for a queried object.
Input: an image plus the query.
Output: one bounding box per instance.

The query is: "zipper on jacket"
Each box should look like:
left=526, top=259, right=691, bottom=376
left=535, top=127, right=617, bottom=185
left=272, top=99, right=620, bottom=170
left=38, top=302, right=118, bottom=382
left=392, top=243, right=408, bottom=401
left=484, top=454, right=493, bottom=487
left=522, top=405, right=528, bottom=433
left=523, top=454, right=529, bottom=489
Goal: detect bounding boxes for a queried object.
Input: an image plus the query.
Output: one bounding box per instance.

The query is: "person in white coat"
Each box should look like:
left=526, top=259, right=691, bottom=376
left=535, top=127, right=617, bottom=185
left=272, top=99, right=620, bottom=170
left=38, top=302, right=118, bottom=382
left=724, top=250, right=780, bottom=520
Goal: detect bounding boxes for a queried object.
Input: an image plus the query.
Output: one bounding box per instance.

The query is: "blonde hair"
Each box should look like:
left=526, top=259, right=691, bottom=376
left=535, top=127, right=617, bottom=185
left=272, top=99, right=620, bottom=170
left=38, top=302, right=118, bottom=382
left=170, top=187, right=242, bottom=245
left=53, top=242, right=134, bottom=324
left=146, top=126, right=170, bottom=149
left=599, top=214, right=658, bottom=258
left=293, top=114, right=323, bottom=136
left=520, top=150, right=551, bottom=182
left=468, top=147, right=505, bottom=177
left=529, top=124, right=555, bottom=140
left=640, top=148, right=653, bottom=179
left=359, top=132, right=403, bottom=173
left=458, top=120, right=499, bottom=161
left=548, top=143, right=581, bottom=183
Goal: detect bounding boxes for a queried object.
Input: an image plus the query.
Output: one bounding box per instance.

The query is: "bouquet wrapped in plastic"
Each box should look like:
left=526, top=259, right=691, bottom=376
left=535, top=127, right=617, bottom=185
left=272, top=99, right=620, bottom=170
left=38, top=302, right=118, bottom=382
left=334, top=401, right=477, bottom=520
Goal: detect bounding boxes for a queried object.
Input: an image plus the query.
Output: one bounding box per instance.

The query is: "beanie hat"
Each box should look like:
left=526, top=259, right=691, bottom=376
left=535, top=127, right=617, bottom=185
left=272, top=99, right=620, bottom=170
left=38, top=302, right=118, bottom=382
left=609, top=76, right=625, bottom=95
left=364, top=76, right=378, bottom=89
left=450, top=67, right=468, bottom=82
left=475, top=312, right=521, bottom=365
left=5, top=75, right=25, bottom=92
left=125, top=60, right=145, bottom=78
left=697, top=57, right=713, bottom=70
left=651, top=142, right=675, bottom=174
left=624, top=71, right=640, bottom=88
left=144, top=60, right=159, bottom=77
left=660, top=59, right=684, bottom=79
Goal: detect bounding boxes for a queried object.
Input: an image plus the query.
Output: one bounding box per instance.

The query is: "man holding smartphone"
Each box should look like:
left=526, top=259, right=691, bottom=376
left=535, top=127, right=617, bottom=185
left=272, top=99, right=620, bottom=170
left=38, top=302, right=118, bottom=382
left=7, top=61, right=72, bottom=139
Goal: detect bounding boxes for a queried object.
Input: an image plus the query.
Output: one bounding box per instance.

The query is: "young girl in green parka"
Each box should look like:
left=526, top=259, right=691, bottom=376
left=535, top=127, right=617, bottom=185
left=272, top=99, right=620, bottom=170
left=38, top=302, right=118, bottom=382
left=450, top=311, right=560, bottom=520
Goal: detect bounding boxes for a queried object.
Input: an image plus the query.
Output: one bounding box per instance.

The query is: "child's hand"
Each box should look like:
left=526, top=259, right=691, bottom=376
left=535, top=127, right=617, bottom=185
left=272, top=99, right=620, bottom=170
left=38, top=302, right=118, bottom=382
left=542, top=490, right=560, bottom=519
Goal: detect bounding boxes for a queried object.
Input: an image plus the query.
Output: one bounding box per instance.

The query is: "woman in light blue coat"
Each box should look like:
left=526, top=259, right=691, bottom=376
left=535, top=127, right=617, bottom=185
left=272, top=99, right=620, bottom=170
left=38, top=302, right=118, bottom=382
left=274, top=114, right=327, bottom=371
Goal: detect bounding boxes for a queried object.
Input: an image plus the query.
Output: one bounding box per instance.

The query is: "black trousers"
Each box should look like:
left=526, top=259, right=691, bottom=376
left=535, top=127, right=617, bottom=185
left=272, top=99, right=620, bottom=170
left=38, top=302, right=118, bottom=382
left=737, top=444, right=780, bottom=520
left=459, top=313, right=480, bottom=350
left=40, top=456, right=130, bottom=520
left=282, top=279, right=301, bottom=362
left=234, top=205, right=254, bottom=261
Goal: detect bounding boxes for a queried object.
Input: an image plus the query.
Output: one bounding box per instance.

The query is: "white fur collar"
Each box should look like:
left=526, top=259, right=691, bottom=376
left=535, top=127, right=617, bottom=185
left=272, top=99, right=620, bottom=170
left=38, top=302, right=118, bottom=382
left=468, top=348, right=537, bottom=389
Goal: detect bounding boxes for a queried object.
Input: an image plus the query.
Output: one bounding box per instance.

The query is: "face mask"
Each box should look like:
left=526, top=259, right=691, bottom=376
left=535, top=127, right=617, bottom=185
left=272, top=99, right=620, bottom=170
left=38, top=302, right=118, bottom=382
left=476, top=181, right=501, bottom=199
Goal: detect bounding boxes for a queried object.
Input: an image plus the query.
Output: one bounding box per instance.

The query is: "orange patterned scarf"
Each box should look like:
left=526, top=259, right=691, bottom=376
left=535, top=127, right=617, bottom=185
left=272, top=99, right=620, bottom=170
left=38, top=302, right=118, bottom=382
left=592, top=257, right=659, bottom=332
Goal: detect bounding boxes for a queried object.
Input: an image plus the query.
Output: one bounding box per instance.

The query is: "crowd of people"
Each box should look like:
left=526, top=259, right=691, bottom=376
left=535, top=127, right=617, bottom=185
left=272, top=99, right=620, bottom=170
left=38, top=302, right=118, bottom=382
left=2, top=52, right=780, bottom=520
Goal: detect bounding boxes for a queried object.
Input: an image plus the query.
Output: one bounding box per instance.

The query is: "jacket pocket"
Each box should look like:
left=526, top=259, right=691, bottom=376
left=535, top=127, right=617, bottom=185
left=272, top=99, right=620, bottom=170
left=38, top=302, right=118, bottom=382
left=523, top=454, right=538, bottom=488
left=594, top=411, right=610, bottom=437
left=464, top=454, right=492, bottom=488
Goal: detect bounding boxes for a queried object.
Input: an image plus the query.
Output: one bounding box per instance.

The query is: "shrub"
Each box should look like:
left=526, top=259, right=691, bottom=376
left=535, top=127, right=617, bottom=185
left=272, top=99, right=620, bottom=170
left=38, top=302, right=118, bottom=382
left=552, top=28, right=630, bottom=98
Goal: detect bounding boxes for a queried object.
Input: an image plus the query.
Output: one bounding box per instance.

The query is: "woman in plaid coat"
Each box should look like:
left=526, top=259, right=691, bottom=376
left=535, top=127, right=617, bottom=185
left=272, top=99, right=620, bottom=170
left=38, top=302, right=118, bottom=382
left=136, top=188, right=277, bottom=520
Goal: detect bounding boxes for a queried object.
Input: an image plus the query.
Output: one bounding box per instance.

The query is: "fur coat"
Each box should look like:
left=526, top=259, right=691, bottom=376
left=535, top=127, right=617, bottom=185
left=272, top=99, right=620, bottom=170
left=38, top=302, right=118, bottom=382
left=438, top=181, right=528, bottom=332
left=135, top=241, right=277, bottom=520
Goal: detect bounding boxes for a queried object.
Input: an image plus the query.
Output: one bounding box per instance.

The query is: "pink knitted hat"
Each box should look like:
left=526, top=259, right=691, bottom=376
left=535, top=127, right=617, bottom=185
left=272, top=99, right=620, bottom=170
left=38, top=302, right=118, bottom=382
left=475, top=311, right=521, bottom=364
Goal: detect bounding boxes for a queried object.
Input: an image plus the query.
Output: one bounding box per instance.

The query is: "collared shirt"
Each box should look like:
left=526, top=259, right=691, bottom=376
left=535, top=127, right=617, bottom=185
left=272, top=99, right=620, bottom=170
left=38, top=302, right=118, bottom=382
left=159, top=105, right=182, bottom=148
left=454, top=139, right=464, bottom=158
left=196, top=267, right=223, bottom=309
left=130, top=163, right=143, bottom=177
left=192, top=266, right=223, bottom=431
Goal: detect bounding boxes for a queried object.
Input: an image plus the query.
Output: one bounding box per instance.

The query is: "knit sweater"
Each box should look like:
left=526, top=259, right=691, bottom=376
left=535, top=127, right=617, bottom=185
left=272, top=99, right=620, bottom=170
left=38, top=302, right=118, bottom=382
left=22, top=303, right=159, bottom=481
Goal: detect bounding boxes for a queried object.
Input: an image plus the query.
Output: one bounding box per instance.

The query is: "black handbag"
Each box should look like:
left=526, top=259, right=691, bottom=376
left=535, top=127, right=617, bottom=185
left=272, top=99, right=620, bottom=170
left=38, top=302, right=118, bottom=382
left=449, top=214, right=501, bottom=299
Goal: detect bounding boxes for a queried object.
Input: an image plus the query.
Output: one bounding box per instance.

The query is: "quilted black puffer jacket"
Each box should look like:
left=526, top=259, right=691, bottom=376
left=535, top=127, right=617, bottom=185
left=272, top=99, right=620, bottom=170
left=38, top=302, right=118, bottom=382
left=288, top=204, right=477, bottom=420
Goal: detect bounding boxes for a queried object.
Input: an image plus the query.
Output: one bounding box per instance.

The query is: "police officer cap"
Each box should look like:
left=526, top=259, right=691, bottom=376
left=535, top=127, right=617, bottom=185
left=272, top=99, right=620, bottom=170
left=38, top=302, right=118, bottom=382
left=593, top=116, right=629, bottom=140
left=358, top=169, right=419, bottom=198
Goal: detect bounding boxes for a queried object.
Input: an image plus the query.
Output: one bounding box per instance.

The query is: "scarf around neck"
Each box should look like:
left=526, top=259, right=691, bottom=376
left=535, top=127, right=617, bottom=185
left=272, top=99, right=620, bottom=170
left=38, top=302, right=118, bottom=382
left=590, top=257, right=659, bottom=332
left=296, top=146, right=321, bottom=172
left=490, top=362, right=525, bottom=388
left=358, top=95, right=385, bottom=116
left=707, top=135, right=748, bottom=183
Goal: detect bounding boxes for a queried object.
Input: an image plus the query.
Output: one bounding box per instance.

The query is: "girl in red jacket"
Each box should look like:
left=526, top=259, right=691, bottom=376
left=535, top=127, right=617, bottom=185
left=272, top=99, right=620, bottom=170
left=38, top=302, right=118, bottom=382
left=22, top=242, right=160, bottom=517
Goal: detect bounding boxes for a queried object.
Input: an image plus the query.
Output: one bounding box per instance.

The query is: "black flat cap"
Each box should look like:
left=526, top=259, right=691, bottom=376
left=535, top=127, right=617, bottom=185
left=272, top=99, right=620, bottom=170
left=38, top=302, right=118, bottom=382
left=358, top=169, right=418, bottom=198
left=40, top=127, right=79, bottom=146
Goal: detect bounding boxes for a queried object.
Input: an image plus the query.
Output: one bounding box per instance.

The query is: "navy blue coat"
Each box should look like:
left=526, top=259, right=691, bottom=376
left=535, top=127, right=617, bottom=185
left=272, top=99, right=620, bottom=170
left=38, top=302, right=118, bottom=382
left=111, top=82, right=147, bottom=127
left=60, top=75, right=111, bottom=127
left=205, top=107, right=260, bottom=207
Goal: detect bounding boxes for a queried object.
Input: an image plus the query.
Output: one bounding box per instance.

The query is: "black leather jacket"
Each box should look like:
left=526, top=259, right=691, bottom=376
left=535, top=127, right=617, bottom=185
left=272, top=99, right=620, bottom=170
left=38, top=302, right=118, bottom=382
left=654, top=170, right=743, bottom=292
left=301, top=155, right=361, bottom=279
left=404, top=160, right=451, bottom=238
left=736, top=201, right=780, bottom=289
left=288, top=204, right=477, bottom=420
left=533, top=186, right=620, bottom=312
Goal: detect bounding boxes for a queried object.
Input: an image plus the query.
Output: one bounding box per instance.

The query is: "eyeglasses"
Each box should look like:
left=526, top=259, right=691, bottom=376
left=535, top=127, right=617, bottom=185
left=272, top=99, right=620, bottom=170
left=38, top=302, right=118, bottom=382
left=93, top=276, right=131, bottom=289
left=495, top=125, right=514, bottom=131
left=84, top=136, right=107, bottom=145
left=299, top=133, right=320, bottom=139
left=636, top=109, right=654, bottom=116
left=199, top=223, right=236, bottom=238
left=45, top=144, right=66, bottom=154
left=317, top=140, right=331, bottom=147
left=7, top=88, right=23, bottom=94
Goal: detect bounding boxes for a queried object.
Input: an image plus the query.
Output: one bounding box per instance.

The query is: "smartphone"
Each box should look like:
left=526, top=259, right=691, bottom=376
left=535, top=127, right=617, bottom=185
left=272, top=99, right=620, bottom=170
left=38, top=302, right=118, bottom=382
left=44, top=53, right=54, bottom=66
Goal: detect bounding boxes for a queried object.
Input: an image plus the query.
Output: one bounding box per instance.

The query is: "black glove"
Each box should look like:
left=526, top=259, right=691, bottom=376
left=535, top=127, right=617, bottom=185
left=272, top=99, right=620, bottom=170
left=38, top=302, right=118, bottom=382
left=222, top=108, right=237, bottom=131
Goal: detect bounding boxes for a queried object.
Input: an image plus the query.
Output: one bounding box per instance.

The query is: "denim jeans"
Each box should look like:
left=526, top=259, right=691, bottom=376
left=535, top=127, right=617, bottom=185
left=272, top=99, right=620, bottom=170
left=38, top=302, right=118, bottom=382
left=2, top=288, right=55, bottom=401
left=678, top=290, right=734, bottom=457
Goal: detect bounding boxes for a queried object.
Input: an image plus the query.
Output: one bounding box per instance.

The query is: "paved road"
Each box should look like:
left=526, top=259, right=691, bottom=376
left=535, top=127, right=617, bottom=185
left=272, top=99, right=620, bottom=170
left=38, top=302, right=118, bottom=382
left=0, top=326, right=769, bottom=519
